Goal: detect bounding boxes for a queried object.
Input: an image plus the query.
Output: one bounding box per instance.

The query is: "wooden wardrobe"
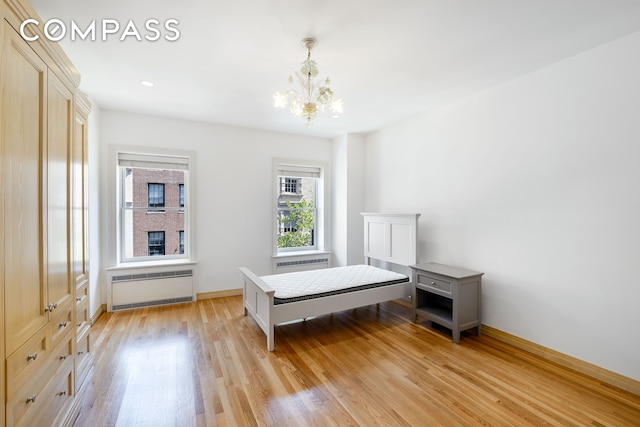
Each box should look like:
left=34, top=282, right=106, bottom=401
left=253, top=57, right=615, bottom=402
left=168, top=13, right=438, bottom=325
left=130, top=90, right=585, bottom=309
left=1, top=0, right=92, bottom=425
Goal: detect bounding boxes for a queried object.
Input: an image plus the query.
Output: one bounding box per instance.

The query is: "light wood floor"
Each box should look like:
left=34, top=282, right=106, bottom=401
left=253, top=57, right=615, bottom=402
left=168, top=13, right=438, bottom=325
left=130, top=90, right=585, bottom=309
left=74, top=297, right=640, bottom=426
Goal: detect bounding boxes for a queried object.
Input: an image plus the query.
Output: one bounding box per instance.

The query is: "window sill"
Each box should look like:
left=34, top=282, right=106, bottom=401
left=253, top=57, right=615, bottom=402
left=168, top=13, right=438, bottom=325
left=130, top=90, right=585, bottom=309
left=273, top=250, right=330, bottom=259
left=107, top=259, right=197, bottom=271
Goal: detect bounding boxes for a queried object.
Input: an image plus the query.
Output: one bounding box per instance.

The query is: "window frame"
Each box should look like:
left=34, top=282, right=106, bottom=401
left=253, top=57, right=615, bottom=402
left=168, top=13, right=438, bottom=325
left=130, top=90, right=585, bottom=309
left=116, top=150, right=192, bottom=264
left=272, top=158, right=330, bottom=255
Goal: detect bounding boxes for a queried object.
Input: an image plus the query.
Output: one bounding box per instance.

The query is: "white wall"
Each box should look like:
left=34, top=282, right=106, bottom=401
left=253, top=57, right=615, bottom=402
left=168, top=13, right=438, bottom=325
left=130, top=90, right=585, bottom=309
left=345, top=134, right=366, bottom=265
left=364, top=31, right=640, bottom=380
left=98, top=110, right=333, bottom=295
left=332, top=135, right=348, bottom=266
left=332, top=133, right=366, bottom=267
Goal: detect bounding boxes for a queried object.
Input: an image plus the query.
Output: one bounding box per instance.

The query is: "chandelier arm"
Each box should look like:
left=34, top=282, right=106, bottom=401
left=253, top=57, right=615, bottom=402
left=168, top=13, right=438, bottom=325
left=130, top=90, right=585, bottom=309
left=293, top=71, right=307, bottom=90
left=273, top=37, right=342, bottom=127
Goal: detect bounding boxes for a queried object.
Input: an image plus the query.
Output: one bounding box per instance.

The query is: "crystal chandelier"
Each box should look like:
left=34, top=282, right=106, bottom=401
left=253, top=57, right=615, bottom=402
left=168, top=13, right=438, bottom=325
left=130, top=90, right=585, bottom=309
left=273, top=37, right=343, bottom=127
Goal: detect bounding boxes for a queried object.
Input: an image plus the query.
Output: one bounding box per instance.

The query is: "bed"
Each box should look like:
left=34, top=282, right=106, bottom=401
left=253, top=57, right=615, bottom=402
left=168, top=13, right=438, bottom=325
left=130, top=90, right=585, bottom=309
left=239, top=212, right=420, bottom=351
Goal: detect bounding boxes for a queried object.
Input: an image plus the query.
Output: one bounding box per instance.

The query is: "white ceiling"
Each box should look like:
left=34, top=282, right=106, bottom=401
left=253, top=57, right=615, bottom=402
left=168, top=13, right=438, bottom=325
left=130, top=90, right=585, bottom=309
left=30, top=0, right=640, bottom=138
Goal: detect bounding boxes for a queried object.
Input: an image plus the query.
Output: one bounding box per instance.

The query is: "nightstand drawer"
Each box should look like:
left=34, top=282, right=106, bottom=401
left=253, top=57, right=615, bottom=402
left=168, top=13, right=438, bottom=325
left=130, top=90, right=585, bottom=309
left=417, top=273, right=451, bottom=294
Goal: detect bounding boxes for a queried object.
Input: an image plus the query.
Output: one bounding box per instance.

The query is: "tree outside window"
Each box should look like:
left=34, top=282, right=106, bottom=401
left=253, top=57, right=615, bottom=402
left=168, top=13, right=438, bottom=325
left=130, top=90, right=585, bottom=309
left=277, top=175, right=317, bottom=250
left=278, top=199, right=315, bottom=248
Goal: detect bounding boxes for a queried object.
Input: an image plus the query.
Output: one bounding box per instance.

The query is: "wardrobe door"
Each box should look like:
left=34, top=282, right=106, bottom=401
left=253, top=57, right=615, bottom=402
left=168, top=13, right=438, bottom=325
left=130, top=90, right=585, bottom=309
left=1, top=16, right=5, bottom=427
left=72, top=96, right=89, bottom=288
left=2, top=20, right=49, bottom=356
left=47, top=69, right=74, bottom=315
left=73, top=96, right=92, bottom=392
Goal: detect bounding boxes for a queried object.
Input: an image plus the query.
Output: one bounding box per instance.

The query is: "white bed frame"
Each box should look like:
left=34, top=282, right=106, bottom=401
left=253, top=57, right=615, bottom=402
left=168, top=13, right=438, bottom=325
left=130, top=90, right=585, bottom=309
left=239, top=213, right=420, bottom=351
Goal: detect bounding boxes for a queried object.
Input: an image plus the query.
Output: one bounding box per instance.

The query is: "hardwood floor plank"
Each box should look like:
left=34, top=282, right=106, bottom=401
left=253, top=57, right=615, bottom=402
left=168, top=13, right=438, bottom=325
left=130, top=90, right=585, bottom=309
left=75, top=297, right=640, bottom=426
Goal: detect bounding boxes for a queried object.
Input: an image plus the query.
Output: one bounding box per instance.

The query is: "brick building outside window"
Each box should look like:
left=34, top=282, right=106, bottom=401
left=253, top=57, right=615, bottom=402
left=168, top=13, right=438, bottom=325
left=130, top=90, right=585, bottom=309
left=130, top=168, right=185, bottom=257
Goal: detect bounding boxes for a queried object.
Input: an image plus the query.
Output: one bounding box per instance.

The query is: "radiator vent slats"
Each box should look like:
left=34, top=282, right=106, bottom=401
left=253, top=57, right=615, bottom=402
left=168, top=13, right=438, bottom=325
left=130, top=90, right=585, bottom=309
left=112, top=297, right=193, bottom=311
left=111, top=269, right=193, bottom=283
left=276, top=258, right=328, bottom=268
left=273, top=256, right=330, bottom=273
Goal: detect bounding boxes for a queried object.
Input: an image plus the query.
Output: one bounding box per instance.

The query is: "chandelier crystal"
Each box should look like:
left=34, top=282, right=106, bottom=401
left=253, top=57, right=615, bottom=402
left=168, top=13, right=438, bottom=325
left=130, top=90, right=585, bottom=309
left=273, top=37, right=343, bottom=127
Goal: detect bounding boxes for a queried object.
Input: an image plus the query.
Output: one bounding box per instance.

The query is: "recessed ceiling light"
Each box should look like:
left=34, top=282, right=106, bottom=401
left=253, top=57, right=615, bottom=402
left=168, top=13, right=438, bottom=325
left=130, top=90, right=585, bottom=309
left=141, top=80, right=155, bottom=87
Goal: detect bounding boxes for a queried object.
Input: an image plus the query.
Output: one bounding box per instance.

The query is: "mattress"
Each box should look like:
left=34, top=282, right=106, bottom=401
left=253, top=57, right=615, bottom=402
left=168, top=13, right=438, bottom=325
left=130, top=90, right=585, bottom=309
left=260, top=264, right=409, bottom=305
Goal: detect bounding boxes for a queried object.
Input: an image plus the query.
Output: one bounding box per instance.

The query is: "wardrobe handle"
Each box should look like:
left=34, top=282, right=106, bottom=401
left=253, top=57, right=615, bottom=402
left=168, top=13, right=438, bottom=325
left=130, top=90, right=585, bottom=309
left=27, top=353, right=38, bottom=362
left=26, top=395, right=37, bottom=403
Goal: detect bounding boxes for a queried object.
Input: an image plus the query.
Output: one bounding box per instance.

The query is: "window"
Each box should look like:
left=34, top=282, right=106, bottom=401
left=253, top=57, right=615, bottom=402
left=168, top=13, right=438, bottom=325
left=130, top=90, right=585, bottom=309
left=148, top=231, right=165, bottom=255
left=275, top=162, right=323, bottom=253
left=118, top=152, right=190, bottom=262
left=148, top=183, right=165, bottom=210
left=282, top=177, right=300, bottom=194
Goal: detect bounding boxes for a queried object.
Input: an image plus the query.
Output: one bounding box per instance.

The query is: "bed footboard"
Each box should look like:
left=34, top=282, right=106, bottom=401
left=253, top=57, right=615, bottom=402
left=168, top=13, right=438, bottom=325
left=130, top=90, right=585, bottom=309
left=239, top=267, right=276, bottom=351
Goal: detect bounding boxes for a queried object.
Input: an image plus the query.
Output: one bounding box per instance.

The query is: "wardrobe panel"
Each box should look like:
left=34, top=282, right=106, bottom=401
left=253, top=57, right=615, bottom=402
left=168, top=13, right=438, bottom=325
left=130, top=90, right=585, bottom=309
left=3, top=21, right=48, bottom=356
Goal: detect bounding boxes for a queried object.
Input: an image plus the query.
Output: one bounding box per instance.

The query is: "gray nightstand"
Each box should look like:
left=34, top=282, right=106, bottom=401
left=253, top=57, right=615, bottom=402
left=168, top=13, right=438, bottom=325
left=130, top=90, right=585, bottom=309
left=410, top=263, right=484, bottom=343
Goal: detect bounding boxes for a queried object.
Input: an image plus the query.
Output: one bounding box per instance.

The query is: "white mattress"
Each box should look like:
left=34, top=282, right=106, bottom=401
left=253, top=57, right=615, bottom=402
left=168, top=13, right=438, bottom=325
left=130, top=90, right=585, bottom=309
left=261, top=264, right=409, bottom=304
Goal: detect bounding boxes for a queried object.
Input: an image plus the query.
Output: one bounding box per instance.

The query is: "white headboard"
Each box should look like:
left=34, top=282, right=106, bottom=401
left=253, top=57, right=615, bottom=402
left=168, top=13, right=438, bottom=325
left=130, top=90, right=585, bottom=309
left=361, top=213, right=421, bottom=267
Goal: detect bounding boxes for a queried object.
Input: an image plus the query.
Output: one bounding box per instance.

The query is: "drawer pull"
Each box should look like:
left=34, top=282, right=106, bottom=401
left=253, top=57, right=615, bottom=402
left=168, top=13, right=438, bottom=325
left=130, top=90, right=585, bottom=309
left=45, top=303, right=58, bottom=312
left=77, top=322, right=82, bottom=327
left=78, top=351, right=84, bottom=356
left=27, top=352, right=38, bottom=361
left=26, top=395, right=37, bottom=403
left=76, top=297, right=82, bottom=302
left=58, top=391, right=67, bottom=396
left=59, top=321, right=69, bottom=328
left=59, top=354, right=67, bottom=360
left=430, top=281, right=436, bottom=286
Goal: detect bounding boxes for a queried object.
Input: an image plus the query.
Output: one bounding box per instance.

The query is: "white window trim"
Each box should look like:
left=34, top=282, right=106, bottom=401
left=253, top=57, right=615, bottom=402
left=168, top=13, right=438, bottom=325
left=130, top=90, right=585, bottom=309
left=272, top=158, right=331, bottom=256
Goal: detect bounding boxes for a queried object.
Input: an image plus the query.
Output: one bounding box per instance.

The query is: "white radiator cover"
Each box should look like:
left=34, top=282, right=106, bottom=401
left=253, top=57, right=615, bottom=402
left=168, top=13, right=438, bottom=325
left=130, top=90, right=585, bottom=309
left=110, top=269, right=194, bottom=311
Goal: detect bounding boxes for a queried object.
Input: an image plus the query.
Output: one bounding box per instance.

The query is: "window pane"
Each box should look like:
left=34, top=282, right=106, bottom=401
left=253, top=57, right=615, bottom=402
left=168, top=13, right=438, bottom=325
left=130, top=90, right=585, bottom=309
left=277, top=176, right=317, bottom=250
left=121, top=167, right=186, bottom=260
